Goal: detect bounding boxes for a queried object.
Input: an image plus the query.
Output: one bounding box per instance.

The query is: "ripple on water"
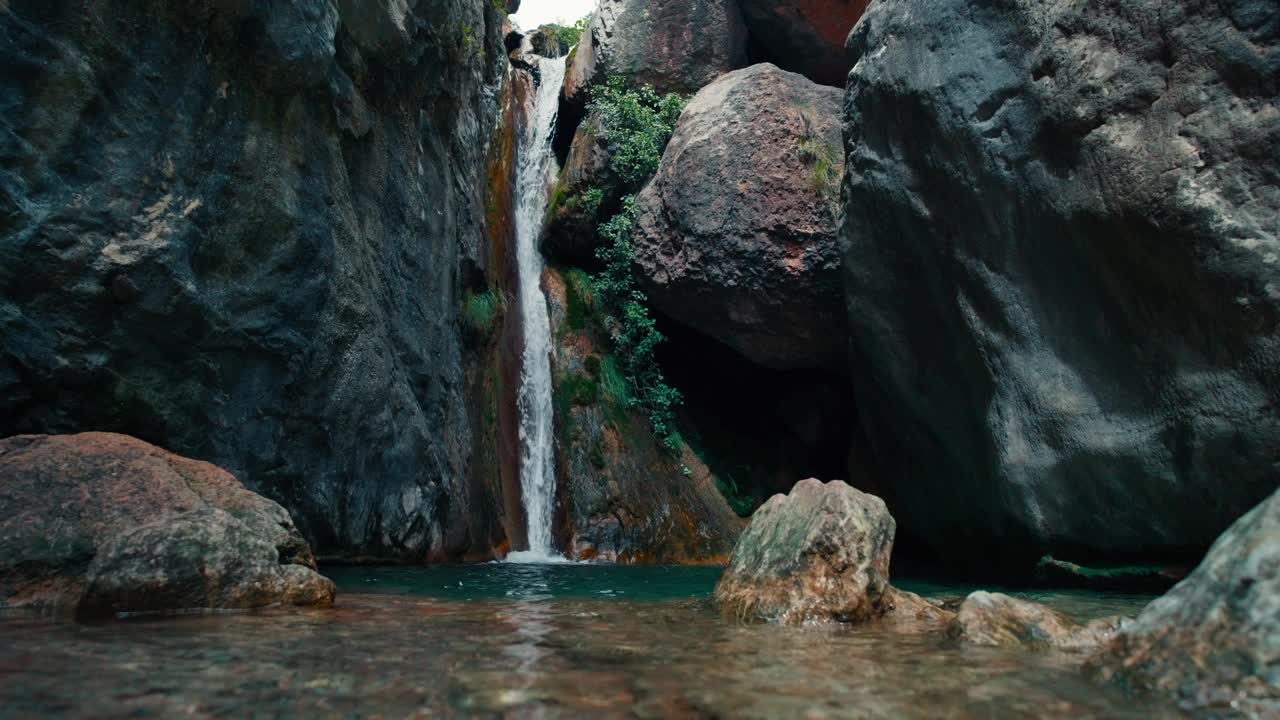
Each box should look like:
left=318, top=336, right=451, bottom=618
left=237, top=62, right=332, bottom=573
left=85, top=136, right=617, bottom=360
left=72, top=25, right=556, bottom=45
left=0, top=566, right=1186, bottom=719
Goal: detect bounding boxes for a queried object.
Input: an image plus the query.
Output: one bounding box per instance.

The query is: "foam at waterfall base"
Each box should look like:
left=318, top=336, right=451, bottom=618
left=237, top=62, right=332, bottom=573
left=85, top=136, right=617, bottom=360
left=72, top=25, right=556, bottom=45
left=502, top=550, right=583, bottom=565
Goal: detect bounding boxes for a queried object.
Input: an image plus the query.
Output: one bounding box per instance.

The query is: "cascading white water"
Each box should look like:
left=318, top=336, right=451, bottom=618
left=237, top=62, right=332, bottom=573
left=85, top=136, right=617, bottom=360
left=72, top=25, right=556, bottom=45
left=509, top=54, right=568, bottom=563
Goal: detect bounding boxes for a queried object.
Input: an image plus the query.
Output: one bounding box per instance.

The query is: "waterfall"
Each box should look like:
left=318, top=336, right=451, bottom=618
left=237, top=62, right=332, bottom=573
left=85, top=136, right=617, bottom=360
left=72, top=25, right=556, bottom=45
left=508, top=54, right=568, bottom=563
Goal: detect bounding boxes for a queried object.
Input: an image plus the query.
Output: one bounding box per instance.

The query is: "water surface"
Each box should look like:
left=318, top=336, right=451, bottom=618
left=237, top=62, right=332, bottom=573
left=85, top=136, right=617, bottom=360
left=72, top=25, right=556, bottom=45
left=0, top=564, right=1186, bottom=718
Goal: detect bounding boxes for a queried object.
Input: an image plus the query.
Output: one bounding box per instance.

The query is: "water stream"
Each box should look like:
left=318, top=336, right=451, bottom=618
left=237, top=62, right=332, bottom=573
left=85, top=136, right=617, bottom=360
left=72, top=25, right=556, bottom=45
left=511, top=54, right=569, bottom=562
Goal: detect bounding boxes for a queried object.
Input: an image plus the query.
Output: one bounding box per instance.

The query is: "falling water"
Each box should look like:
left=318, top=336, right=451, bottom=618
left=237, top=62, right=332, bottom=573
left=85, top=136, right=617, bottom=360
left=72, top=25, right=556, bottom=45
left=509, top=54, right=568, bottom=562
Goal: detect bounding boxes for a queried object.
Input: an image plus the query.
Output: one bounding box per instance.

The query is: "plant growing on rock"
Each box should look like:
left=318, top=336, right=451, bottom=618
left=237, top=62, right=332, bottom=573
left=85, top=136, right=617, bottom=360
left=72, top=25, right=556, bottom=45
left=582, top=81, right=689, bottom=453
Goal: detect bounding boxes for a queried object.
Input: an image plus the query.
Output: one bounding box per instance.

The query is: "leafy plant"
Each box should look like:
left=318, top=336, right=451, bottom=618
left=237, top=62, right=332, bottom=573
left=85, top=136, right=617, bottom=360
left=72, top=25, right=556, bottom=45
left=555, top=16, right=590, bottom=49
left=564, top=268, right=595, bottom=331
left=588, top=78, right=686, bottom=190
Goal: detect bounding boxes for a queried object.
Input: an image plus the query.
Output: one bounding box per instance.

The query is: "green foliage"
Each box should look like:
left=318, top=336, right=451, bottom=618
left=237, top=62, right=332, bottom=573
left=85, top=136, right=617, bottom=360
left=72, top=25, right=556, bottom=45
left=564, top=268, right=595, bottom=331
left=797, top=112, right=840, bottom=203
left=555, top=16, right=590, bottom=49
left=560, top=373, right=600, bottom=406
left=581, top=187, right=604, bottom=218
left=462, top=289, right=506, bottom=334
left=588, top=78, right=687, bottom=190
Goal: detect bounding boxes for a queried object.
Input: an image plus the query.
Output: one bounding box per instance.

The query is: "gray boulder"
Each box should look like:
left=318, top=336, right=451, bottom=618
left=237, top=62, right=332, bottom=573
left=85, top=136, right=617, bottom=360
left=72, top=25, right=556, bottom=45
left=1089, top=489, right=1280, bottom=717
left=0, top=433, right=335, bottom=617
left=634, top=64, right=847, bottom=370
left=839, top=0, right=1280, bottom=566
left=559, top=0, right=748, bottom=138
left=714, top=479, right=941, bottom=624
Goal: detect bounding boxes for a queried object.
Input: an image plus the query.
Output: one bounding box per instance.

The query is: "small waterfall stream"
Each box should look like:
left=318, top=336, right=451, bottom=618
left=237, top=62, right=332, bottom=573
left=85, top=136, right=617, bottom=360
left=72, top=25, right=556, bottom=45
left=509, top=54, right=568, bottom=562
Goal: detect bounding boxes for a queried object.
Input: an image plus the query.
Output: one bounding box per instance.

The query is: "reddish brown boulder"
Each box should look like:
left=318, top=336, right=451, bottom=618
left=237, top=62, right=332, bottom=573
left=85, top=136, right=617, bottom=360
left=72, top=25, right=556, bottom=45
left=0, top=433, right=335, bottom=617
left=632, top=64, right=847, bottom=370
left=739, top=0, right=869, bottom=86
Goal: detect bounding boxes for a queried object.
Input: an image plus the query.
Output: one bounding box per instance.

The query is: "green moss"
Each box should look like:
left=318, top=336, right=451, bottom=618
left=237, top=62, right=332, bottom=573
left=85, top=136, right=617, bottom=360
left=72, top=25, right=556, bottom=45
left=561, top=372, right=600, bottom=406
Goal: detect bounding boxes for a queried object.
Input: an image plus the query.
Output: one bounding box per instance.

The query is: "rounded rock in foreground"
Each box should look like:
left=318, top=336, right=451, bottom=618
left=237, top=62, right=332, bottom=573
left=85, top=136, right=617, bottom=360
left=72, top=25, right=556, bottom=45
left=714, top=479, right=897, bottom=624
left=0, top=433, right=335, bottom=617
left=1088, top=489, right=1280, bottom=717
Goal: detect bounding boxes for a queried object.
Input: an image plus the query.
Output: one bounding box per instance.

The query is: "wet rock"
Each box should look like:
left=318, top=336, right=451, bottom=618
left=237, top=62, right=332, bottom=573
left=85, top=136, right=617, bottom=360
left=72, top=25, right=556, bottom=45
left=633, top=64, right=847, bottom=370
left=543, top=269, right=743, bottom=563
left=948, top=592, right=1121, bottom=650
left=528, top=25, right=573, bottom=59
left=559, top=0, right=748, bottom=144
left=738, top=0, right=869, bottom=86
left=543, top=114, right=614, bottom=266
left=0, top=433, right=334, bottom=616
left=714, top=479, right=911, bottom=624
left=839, top=0, right=1280, bottom=567
left=1088, top=489, right=1280, bottom=717
left=0, top=0, right=513, bottom=560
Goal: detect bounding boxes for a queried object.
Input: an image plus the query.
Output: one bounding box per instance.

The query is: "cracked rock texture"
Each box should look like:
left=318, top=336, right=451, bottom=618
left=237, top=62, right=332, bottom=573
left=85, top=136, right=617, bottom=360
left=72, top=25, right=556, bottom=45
left=840, top=0, right=1280, bottom=568
left=0, top=0, right=512, bottom=559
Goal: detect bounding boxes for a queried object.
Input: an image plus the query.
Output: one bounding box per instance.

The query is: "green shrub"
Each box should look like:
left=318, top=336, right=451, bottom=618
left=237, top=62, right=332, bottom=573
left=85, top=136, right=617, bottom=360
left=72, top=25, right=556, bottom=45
left=588, top=78, right=686, bottom=190
left=560, top=373, right=600, bottom=406
left=555, top=16, right=590, bottom=49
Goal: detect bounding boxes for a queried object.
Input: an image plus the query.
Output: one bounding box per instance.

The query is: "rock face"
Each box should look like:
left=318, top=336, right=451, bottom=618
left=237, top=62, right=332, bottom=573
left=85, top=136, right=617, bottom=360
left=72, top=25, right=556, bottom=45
left=840, top=0, right=1280, bottom=566
left=0, top=433, right=334, bottom=617
left=948, top=592, right=1121, bottom=650
left=544, top=269, right=743, bottom=563
left=558, top=0, right=748, bottom=145
left=0, top=0, right=514, bottom=559
left=543, top=114, right=614, bottom=266
left=714, top=479, right=928, bottom=624
left=1089, top=489, right=1280, bottom=717
left=738, top=0, right=869, bottom=86
left=634, top=64, right=847, bottom=370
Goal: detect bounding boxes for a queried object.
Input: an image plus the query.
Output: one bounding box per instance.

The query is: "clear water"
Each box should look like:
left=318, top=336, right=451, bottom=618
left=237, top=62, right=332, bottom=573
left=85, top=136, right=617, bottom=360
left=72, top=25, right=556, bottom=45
left=0, top=565, right=1187, bottom=718
left=513, top=54, right=568, bottom=561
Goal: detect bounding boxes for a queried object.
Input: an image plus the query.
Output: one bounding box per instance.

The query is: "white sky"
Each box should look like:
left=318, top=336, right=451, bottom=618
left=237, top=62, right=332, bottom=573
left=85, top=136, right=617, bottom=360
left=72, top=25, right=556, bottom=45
left=512, top=0, right=597, bottom=29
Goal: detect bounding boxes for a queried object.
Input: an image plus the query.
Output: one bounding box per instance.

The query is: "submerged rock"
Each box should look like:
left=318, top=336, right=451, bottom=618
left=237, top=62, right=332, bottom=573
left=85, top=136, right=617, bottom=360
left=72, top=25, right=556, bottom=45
left=839, top=0, right=1280, bottom=567
left=0, top=433, right=334, bottom=616
left=948, top=592, right=1121, bottom=650
left=738, top=0, right=869, bottom=86
left=714, top=479, right=928, bottom=624
left=634, top=64, right=847, bottom=370
left=1088, top=489, right=1280, bottom=717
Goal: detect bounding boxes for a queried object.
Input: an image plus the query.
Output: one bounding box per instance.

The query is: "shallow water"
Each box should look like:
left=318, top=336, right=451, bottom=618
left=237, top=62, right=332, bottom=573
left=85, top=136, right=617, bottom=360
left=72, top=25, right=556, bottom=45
left=0, top=564, right=1185, bottom=718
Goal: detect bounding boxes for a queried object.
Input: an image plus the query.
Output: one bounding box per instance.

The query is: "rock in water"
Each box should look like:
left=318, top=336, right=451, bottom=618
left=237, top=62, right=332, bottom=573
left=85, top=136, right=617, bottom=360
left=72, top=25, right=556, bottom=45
left=737, top=0, right=869, bottom=86
left=1088, top=489, right=1280, bottom=717
left=840, top=0, right=1280, bottom=567
left=0, top=433, right=335, bottom=617
left=715, top=479, right=921, bottom=624
left=948, top=591, right=1121, bottom=650
left=634, top=64, right=847, bottom=371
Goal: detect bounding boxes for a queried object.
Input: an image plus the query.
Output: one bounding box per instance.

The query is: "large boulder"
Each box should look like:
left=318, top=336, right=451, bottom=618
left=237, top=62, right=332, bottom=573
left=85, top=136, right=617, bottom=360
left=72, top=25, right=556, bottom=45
left=1088, top=489, right=1280, bottom=717
left=738, top=0, right=869, bottom=86
left=0, top=0, right=515, bottom=560
left=947, top=591, right=1122, bottom=650
left=633, top=64, right=847, bottom=370
left=839, top=0, right=1280, bottom=567
left=714, top=479, right=937, bottom=624
left=558, top=0, right=748, bottom=146
left=0, top=433, right=335, bottom=617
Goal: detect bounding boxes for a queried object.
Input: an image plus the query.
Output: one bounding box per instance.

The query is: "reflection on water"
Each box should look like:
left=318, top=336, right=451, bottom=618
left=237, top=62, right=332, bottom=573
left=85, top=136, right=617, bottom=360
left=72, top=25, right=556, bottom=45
left=0, top=565, right=1187, bottom=719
